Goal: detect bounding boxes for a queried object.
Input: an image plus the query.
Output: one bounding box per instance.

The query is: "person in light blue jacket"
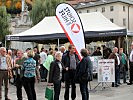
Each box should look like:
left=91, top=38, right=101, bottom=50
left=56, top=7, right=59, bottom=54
left=22, top=50, right=40, bottom=100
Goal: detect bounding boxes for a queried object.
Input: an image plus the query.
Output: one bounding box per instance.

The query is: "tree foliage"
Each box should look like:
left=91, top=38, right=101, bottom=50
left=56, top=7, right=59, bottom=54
left=0, top=0, right=22, bottom=14
left=0, top=6, right=11, bottom=43
left=30, top=0, right=65, bottom=26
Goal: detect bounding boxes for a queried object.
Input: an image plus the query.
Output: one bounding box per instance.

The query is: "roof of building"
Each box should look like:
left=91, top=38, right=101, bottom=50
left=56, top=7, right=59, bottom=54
left=66, top=0, right=96, bottom=5
left=75, top=0, right=133, bottom=9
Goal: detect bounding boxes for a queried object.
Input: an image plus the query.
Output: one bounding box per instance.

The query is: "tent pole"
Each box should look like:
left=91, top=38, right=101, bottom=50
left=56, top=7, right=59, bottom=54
left=126, top=35, right=129, bottom=55
left=58, top=39, right=60, bottom=51
left=118, top=37, right=121, bottom=49
left=5, top=37, right=7, bottom=48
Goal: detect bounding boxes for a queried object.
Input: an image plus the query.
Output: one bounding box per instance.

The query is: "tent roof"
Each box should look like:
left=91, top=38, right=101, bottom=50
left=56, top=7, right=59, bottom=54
left=6, top=12, right=127, bottom=42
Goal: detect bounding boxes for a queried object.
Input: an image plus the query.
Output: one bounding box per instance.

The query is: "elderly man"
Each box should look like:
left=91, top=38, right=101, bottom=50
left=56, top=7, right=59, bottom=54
left=109, top=47, right=120, bottom=87
left=14, top=50, right=26, bottom=100
left=60, top=46, right=67, bottom=55
left=0, top=47, right=12, bottom=100
left=127, top=42, right=133, bottom=85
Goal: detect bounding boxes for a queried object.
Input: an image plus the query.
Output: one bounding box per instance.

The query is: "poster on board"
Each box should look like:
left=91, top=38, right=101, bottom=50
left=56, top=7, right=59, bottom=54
left=98, top=59, right=115, bottom=82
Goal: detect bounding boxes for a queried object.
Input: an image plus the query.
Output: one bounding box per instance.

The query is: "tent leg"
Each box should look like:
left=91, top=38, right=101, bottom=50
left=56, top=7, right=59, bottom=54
left=118, top=37, right=121, bottom=49
left=58, top=39, right=60, bottom=51
left=5, top=37, right=6, bottom=48
left=126, top=35, right=129, bottom=55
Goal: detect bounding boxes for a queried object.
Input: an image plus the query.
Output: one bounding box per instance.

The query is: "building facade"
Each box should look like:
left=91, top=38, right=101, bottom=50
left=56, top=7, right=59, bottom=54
left=75, top=0, right=133, bottom=31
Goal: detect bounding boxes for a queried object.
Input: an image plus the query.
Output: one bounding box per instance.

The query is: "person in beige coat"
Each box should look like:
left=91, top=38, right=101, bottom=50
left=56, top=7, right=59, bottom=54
left=0, top=47, right=12, bottom=100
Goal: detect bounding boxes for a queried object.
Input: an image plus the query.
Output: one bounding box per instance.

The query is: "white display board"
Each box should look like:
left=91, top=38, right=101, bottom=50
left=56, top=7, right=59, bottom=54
left=98, top=59, right=115, bottom=82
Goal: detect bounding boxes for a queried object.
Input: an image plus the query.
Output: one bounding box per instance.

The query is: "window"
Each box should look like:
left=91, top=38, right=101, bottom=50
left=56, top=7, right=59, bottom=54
left=123, top=6, right=126, bottom=12
left=123, top=18, right=126, bottom=26
left=102, top=7, right=105, bottom=12
left=110, top=18, right=114, bottom=23
left=110, top=6, right=114, bottom=11
left=87, top=10, right=90, bottom=13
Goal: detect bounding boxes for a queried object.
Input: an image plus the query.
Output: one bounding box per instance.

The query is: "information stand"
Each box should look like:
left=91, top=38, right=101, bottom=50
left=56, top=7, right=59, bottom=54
left=93, top=59, right=115, bottom=91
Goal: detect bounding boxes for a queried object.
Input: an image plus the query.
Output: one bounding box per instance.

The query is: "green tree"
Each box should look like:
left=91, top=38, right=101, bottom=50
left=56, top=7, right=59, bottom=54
left=0, top=6, right=11, bottom=45
left=30, top=0, right=65, bottom=26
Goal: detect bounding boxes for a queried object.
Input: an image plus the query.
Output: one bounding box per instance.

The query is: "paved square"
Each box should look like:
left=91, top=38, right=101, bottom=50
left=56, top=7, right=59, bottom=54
left=1, top=80, right=133, bottom=100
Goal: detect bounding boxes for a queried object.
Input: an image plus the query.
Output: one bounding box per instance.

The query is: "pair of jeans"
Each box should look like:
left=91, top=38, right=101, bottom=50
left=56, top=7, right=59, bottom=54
left=16, top=75, right=23, bottom=100
left=80, top=82, right=89, bottom=100
left=112, top=65, right=119, bottom=85
left=117, top=65, right=120, bottom=84
left=54, top=80, right=61, bottom=100
left=23, top=77, right=36, bottom=100
left=0, top=70, right=9, bottom=99
left=64, top=80, right=76, bottom=100
left=121, top=64, right=127, bottom=83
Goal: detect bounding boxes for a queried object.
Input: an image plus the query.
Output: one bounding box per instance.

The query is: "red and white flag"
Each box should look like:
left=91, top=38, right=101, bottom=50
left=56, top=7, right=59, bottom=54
left=56, top=3, right=85, bottom=60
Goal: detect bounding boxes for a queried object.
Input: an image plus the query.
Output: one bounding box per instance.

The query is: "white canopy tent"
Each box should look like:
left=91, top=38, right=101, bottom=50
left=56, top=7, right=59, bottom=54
left=6, top=12, right=127, bottom=43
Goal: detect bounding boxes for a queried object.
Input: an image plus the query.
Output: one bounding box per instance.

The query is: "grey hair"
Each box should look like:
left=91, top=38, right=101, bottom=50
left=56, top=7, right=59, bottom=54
left=0, top=47, right=6, bottom=51
left=55, top=51, right=62, bottom=58
left=113, top=47, right=118, bottom=50
left=60, top=46, right=65, bottom=50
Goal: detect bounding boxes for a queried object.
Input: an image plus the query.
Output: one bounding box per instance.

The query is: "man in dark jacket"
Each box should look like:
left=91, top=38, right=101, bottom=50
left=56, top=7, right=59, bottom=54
left=103, top=45, right=112, bottom=59
left=75, top=49, right=93, bottom=100
left=62, top=44, right=79, bottom=100
left=109, top=47, right=120, bottom=87
left=92, top=47, right=102, bottom=56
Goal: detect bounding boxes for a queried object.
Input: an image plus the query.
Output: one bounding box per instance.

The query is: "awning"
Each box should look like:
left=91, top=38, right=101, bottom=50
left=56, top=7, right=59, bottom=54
left=6, top=12, right=127, bottom=42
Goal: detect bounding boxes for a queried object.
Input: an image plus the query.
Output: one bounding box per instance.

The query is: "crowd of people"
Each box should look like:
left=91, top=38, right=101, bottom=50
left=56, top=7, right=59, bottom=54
left=0, top=43, right=133, bottom=100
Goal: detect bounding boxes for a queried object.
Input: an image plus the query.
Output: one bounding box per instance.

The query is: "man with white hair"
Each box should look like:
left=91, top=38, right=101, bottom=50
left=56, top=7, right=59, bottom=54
left=60, top=46, right=67, bottom=55
left=0, top=47, right=12, bottom=100
left=109, top=47, right=120, bottom=87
